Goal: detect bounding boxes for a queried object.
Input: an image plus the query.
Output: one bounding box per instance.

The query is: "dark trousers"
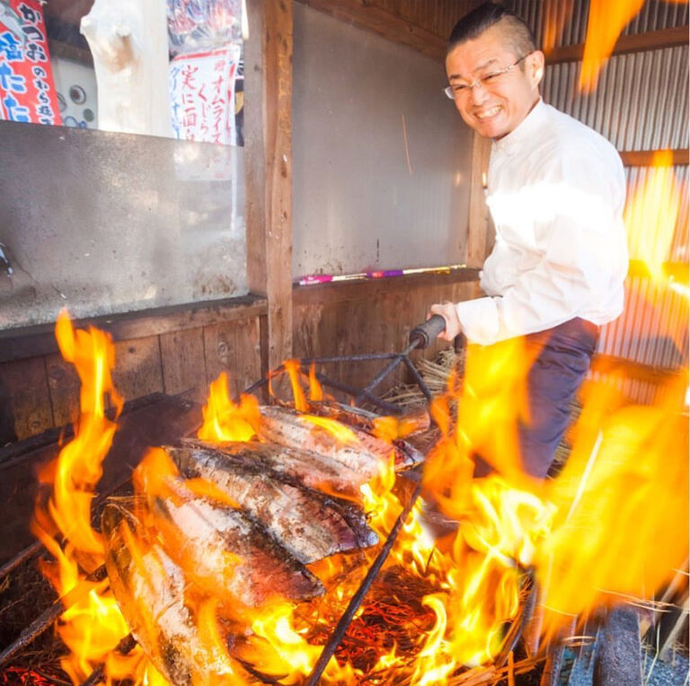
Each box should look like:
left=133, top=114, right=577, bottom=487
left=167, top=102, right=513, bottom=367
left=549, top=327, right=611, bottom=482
left=519, top=317, right=599, bottom=478
left=472, top=317, right=599, bottom=480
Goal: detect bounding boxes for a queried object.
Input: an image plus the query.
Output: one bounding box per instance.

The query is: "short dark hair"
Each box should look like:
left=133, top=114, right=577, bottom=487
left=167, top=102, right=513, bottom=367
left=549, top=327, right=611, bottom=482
left=448, top=2, right=537, bottom=59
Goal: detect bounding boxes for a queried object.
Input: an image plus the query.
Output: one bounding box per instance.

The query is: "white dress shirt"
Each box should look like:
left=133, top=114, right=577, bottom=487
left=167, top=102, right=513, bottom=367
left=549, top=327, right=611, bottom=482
left=456, top=99, right=628, bottom=345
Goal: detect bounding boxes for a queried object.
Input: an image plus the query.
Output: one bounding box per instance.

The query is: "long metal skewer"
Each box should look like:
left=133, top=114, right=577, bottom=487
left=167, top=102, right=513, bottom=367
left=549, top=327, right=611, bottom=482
left=0, top=566, right=108, bottom=668
left=303, top=481, right=423, bottom=686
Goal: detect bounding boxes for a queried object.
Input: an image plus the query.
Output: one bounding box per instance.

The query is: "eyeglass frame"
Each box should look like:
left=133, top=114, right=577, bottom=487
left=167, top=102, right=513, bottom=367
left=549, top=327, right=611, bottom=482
left=443, top=53, right=532, bottom=100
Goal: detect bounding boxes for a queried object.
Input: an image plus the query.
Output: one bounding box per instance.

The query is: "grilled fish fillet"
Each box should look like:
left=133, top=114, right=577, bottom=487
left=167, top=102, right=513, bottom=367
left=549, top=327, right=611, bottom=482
left=258, top=405, right=424, bottom=473
left=148, top=477, right=324, bottom=607
left=183, top=438, right=366, bottom=495
left=166, top=444, right=379, bottom=563
left=102, top=503, right=250, bottom=686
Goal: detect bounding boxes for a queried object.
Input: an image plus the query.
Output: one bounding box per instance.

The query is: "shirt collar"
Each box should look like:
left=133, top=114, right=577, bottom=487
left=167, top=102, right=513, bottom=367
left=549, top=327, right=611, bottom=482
left=492, top=98, right=546, bottom=156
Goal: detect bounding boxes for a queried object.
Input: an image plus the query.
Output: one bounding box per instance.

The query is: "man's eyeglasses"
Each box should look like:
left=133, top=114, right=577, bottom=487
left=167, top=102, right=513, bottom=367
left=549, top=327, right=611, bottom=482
left=444, top=54, right=531, bottom=99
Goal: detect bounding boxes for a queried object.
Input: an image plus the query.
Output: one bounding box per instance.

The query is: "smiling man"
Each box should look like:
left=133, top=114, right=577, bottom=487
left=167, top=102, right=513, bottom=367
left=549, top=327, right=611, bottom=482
left=430, top=3, right=628, bottom=478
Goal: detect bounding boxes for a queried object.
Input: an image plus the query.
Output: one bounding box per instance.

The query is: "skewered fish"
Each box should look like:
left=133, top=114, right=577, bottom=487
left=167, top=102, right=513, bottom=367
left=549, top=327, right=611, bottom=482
left=183, top=438, right=366, bottom=495
left=148, top=476, right=325, bottom=607
left=102, top=503, right=250, bottom=686
left=258, top=405, right=423, bottom=474
left=166, top=444, right=379, bottom=563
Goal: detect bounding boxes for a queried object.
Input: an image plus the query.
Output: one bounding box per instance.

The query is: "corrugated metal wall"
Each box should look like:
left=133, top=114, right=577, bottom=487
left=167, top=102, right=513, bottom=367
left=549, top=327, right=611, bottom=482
left=542, top=47, right=688, bottom=150
left=507, top=1, right=689, bottom=402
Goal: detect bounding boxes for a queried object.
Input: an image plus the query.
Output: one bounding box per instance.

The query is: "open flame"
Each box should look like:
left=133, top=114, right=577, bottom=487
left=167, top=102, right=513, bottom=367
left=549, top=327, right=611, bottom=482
left=197, top=371, right=260, bottom=442
left=579, top=0, right=645, bottom=92
left=618, top=151, right=689, bottom=363
left=31, top=311, right=148, bottom=682
left=626, top=151, right=683, bottom=285
left=31, top=304, right=688, bottom=685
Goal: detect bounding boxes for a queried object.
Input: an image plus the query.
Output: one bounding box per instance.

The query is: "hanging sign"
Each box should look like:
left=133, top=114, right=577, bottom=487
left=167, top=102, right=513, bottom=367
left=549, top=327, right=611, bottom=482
left=170, top=43, right=240, bottom=146
left=0, top=0, right=62, bottom=125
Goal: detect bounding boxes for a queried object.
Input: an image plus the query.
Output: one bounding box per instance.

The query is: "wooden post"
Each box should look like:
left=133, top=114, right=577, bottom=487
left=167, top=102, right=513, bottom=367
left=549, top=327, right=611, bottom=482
left=245, top=0, right=294, bottom=372
left=466, top=132, right=492, bottom=269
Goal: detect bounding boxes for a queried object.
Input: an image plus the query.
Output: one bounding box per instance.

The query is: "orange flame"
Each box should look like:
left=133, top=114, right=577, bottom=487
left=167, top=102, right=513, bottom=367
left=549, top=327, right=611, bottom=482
left=419, top=331, right=689, bottom=672
left=32, top=307, right=689, bottom=684
left=579, top=0, right=645, bottom=92
left=621, top=150, right=688, bottom=358
left=33, top=311, right=122, bottom=559
left=284, top=359, right=308, bottom=412
left=301, top=414, right=361, bottom=445
left=31, top=311, right=141, bottom=682
left=197, top=372, right=260, bottom=442
left=537, top=375, right=689, bottom=638
left=308, top=362, right=324, bottom=401
left=541, top=0, right=573, bottom=55
left=626, top=151, right=683, bottom=284
left=284, top=359, right=325, bottom=409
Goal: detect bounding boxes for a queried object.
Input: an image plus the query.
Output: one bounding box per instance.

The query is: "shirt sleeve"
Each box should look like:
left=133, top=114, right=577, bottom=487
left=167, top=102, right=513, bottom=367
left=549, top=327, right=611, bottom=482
left=455, top=146, right=628, bottom=345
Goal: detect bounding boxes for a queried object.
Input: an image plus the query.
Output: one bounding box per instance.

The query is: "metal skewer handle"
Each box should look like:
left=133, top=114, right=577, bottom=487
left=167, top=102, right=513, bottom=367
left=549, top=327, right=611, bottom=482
left=409, top=314, right=446, bottom=349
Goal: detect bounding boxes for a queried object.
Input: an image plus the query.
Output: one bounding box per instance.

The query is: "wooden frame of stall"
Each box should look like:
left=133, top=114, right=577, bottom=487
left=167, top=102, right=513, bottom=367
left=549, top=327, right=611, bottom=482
left=0, top=0, right=687, bottom=442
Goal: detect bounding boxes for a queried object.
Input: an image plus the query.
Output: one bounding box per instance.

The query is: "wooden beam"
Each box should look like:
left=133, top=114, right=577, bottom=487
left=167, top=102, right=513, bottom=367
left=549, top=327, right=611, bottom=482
left=245, top=0, right=294, bottom=370
left=620, top=149, right=689, bottom=167
left=546, top=26, right=689, bottom=65
left=295, top=0, right=448, bottom=62
left=466, top=133, right=492, bottom=269
left=264, top=0, right=294, bottom=368
left=293, top=268, right=480, bottom=308
left=245, top=0, right=267, bottom=298
left=0, top=295, right=267, bottom=364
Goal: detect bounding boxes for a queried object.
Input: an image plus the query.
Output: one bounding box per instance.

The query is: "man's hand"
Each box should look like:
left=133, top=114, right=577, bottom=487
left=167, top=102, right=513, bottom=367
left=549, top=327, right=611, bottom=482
left=429, top=302, right=462, bottom=341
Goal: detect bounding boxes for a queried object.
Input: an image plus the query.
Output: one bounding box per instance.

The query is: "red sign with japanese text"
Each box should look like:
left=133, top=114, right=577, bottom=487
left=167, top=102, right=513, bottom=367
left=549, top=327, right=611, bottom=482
left=170, top=45, right=240, bottom=146
left=0, top=0, right=62, bottom=125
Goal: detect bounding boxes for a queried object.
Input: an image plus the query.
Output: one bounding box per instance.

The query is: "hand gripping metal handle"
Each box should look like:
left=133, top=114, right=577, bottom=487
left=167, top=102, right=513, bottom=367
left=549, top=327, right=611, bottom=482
left=409, top=314, right=446, bottom=349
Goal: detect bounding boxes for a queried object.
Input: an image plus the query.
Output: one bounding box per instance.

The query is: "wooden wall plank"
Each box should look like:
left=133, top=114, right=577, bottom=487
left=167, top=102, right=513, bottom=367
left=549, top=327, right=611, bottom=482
left=294, top=268, right=479, bottom=309
left=245, top=0, right=267, bottom=296
left=466, top=132, right=493, bottom=268
left=112, top=337, right=164, bottom=403
left=0, top=296, right=267, bottom=364
left=293, top=275, right=479, bottom=396
left=0, top=357, right=52, bottom=440
left=245, top=0, right=294, bottom=370
left=264, top=0, right=294, bottom=369
left=203, top=319, right=262, bottom=398
left=45, top=353, right=80, bottom=428
left=160, top=327, right=208, bottom=402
